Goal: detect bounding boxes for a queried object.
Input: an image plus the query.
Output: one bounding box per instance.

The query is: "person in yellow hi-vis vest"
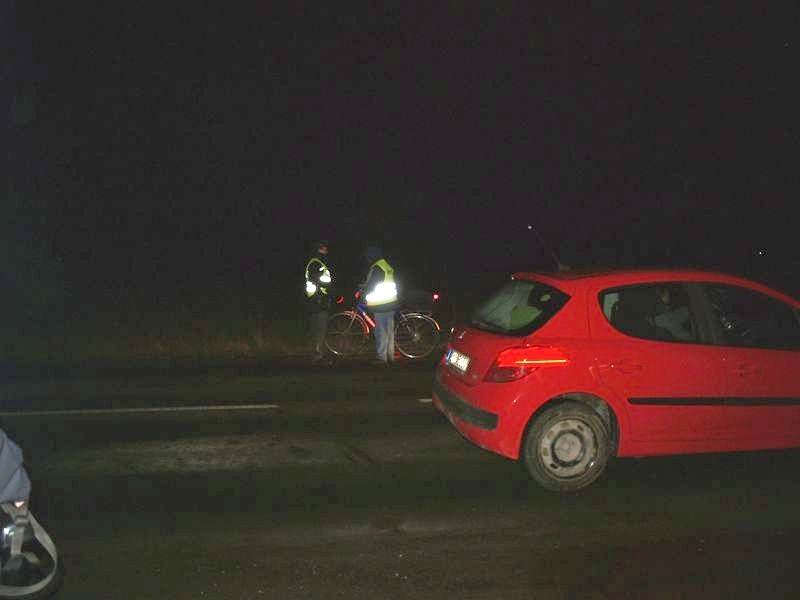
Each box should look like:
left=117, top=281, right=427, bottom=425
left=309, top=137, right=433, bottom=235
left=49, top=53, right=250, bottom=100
left=304, top=240, right=334, bottom=364
left=360, top=246, right=399, bottom=365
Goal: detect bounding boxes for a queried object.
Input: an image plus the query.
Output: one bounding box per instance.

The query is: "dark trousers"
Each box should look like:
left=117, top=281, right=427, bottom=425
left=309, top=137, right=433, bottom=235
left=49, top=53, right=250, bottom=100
left=309, top=310, right=328, bottom=359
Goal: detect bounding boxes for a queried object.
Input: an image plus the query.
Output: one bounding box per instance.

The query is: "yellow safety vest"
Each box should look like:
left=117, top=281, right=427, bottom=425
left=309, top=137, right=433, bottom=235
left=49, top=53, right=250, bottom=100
left=365, top=259, right=398, bottom=307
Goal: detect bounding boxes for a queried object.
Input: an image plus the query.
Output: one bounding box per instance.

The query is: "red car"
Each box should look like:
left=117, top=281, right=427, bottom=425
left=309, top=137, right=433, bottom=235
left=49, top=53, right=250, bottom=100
left=433, top=268, right=800, bottom=492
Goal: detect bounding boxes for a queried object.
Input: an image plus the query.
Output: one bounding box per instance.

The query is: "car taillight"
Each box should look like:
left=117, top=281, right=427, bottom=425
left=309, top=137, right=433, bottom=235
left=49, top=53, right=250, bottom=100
left=484, top=345, right=570, bottom=383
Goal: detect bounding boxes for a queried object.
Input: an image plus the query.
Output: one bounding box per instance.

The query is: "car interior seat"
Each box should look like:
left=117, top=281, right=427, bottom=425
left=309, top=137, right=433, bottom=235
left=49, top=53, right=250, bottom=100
left=612, top=288, right=672, bottom=340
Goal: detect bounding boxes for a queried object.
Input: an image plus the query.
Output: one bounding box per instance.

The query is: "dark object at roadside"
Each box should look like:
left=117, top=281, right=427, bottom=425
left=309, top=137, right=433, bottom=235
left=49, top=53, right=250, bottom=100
left=0, top=431, right=60, bottom=599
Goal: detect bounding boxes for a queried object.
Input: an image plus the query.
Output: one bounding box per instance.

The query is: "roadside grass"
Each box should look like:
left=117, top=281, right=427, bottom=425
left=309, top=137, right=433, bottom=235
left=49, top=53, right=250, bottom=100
left=1, top=289, right=312, bottom=366
left=1, top=284, right=463, bottom=367
left=70, top=319, right=306, bottom=363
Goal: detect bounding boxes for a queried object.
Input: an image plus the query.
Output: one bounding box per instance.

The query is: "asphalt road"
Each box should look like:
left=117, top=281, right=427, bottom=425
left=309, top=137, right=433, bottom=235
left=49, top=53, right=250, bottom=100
left=2, top=358, right=799, bottom=599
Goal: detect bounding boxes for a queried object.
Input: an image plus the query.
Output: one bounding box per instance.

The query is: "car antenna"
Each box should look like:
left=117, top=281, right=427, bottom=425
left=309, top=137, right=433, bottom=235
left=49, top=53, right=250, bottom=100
left=527, top=224, right=570, bottom=272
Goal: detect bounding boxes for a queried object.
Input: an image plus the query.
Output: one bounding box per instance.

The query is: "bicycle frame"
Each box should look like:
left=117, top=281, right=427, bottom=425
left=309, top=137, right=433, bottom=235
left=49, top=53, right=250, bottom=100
left=353, top=302, right=377, bottom=330
left=354, top=303, right=435, bottom=332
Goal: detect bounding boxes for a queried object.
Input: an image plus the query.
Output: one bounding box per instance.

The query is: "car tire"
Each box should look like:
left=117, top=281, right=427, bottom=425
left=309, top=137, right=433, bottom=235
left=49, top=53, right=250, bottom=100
left=522, top=401, right=610, bottom=492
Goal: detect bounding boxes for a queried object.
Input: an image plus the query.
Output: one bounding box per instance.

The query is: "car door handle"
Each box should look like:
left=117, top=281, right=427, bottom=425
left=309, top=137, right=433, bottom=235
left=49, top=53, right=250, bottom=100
left=730, top=364, right=761, bottom=377
left=598, top=360, right=643, bottom=374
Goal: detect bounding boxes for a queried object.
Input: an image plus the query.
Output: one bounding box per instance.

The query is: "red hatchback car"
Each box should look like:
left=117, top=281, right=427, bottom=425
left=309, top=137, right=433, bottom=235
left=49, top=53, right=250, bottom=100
left=433, top=269, right=800, bottom=492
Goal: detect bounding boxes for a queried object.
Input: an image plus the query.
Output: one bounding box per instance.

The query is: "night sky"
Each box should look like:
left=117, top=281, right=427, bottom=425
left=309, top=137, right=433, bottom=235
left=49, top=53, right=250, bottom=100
left=3, top=2, right=799, bottom=319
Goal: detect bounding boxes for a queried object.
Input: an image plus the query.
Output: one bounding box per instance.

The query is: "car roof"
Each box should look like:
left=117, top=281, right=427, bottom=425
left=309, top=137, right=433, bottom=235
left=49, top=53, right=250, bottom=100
left=511, top=267, right=800, bottom=305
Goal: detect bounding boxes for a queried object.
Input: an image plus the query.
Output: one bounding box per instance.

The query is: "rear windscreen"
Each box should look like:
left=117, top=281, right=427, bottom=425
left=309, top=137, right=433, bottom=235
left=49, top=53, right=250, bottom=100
left=470, top=279, right=570, bottom=336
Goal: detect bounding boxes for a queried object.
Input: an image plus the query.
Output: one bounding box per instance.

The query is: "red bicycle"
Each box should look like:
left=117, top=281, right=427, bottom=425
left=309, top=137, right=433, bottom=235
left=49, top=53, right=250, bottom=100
left=325, top=293, right=441, bottom=359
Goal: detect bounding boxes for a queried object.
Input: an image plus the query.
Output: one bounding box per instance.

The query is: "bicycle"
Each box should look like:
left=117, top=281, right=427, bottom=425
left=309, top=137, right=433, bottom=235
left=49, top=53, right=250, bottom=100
left=325, top=295, right=442, bottom=360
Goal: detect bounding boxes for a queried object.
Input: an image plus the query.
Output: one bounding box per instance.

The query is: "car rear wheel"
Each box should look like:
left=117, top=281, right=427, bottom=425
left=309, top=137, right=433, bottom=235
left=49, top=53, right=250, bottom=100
left=522, top=401, right=610, bottom=492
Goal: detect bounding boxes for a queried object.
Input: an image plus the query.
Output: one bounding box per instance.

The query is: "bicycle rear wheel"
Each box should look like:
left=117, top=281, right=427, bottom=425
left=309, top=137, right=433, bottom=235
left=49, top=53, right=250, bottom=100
left=325, top=311, right=369, bottom=356
left=395, top=313, right=441, bottom=359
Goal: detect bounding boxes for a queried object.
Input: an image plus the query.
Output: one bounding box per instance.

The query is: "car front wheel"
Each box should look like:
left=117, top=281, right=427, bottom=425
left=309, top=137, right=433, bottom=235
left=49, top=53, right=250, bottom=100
left=522, top=401, right=610, bottom=492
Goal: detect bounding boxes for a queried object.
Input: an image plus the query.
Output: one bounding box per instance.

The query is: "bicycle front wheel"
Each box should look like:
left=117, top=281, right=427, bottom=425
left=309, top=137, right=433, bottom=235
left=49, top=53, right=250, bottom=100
left=395, top=313, right=441, bottom=359
left=325, top=311, right=369, bottom=356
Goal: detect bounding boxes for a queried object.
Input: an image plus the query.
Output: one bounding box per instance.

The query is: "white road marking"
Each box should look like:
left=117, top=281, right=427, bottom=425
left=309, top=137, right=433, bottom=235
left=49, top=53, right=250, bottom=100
left=417, top=398, right=432, bottom=403
left=0, top=404, right=280, bottom=417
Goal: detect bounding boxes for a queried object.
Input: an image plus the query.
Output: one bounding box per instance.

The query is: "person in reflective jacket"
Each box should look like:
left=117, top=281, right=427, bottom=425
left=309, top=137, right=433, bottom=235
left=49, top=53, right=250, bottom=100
left=304, top=240, right=334, bottom=364
left=360, top=246, right=399, bottom=365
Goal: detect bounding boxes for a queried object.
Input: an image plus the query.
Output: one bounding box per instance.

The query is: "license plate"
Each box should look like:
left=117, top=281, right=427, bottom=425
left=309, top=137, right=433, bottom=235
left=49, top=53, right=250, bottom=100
left=447, top=348, right=470, bottom=373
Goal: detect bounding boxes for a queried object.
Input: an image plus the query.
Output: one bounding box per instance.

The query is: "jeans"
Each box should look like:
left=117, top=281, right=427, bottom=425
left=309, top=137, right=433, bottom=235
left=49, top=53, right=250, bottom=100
left=373, top=310, right=395, bottom=362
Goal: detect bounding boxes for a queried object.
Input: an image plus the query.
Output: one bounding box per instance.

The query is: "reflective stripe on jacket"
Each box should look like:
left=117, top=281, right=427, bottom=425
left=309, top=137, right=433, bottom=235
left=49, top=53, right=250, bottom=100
left=305, top=257, right=332, bottom=298
left=365, top=259, right=398, bottom=310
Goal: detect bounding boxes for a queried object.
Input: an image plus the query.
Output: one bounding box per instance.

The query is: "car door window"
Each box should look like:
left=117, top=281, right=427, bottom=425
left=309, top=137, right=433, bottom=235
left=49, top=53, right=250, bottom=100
left=601, top=283, right=698, bottom=343
left=703, top=284, right=800, bottom=350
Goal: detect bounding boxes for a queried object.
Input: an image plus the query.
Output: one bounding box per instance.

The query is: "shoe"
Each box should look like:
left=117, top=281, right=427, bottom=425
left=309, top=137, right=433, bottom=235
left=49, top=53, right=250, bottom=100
left=369, top=359, right=388, bottom=367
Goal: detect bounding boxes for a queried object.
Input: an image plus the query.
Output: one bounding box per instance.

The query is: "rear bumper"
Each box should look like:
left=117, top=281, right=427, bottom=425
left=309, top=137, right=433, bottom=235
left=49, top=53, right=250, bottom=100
left=432, top=377, right=498, bottom=430
left=432, top=371, right=519, bottom=459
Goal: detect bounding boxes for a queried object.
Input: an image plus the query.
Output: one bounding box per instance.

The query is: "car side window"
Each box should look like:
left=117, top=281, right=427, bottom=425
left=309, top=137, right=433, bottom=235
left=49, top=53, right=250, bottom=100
left=601, top=283, right=698, bottom=343
left=703, top=284, right=800, bottom=351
